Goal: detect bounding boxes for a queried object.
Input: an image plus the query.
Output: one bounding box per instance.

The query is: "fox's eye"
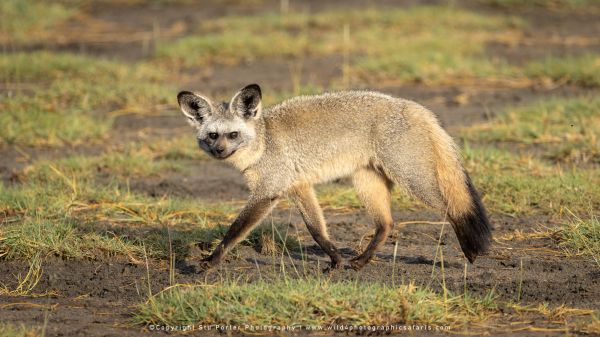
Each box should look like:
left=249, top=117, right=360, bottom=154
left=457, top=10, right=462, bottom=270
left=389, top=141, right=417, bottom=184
left=208, top=132, right=219, bottom=140
left=229, top=132, right=238, bottom=139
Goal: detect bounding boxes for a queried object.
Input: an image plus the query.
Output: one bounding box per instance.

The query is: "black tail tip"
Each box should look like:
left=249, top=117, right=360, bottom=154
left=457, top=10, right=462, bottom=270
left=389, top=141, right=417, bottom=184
left=453, top=210, right=492, bottom=264
left=451, top=174, right=492, bottom=264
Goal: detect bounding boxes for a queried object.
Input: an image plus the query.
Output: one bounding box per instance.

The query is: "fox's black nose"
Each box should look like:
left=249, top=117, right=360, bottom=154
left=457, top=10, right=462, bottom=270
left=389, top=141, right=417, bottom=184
left=215, top=148, right=224, bottom=154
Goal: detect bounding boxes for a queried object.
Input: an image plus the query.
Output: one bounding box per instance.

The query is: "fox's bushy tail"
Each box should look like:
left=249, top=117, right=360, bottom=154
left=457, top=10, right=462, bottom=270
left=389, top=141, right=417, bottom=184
left=428, top=119, right=492, bottom=263
left=446, top=172, right=492, bottom=263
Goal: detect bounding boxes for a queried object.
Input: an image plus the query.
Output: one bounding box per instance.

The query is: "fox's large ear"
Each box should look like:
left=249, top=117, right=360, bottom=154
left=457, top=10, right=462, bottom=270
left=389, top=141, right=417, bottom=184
left=177, top=91, right=212, bottom=124
left=230, top=84, right=262, bottom=119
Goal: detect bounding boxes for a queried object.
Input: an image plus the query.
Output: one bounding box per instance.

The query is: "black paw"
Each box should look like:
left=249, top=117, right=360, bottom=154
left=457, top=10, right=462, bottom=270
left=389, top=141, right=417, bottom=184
left=175, top=261, right=197, bottom=275
left=346, top=258, right=366, bottom=271
left=322, top=260, right=343, bottom=274
left=194, top=257, right=218, bottom=274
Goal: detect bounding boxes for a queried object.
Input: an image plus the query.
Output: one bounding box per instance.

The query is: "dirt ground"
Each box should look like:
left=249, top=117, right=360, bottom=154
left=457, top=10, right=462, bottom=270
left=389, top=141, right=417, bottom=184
left=1, top=1, right=600, bottom=336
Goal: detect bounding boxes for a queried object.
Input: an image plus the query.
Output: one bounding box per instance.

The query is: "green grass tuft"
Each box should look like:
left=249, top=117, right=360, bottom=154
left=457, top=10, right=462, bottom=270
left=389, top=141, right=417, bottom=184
left=463, top=145, right=600, bottom=215
left=560, top=213, right=600, bottom=265
left=461, top=96, right=600, bottom=165
left=134, top=279, right=496, bottom=328
left=0, top=219, right=148, bottom=260
left=156, top=6, right=521, bottom=84
left=0, top=0, right=76, bottom=44
left=0, top=52, right=172, bottom=146
left=0, top=95, right=112, bottom=146
left=525, top=54, right=600, bottom=87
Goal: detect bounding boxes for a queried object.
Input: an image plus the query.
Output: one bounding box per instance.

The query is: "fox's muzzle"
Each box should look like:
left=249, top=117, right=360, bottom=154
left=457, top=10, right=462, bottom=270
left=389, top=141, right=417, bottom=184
left=211, top=148, right=236, bottom=159
left=197, top=138, right=236, bottom=159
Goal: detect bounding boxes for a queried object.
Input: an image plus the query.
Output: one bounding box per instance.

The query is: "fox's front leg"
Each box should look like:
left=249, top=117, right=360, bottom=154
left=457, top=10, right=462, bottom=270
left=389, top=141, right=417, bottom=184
left=200, top=196, right=279, bottom=271
left=290, top=184, right=343, bottom=270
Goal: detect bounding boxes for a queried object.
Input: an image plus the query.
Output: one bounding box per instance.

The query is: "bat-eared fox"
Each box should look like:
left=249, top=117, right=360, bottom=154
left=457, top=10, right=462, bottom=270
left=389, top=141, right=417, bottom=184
left=177, top=84, right=491, bottom=271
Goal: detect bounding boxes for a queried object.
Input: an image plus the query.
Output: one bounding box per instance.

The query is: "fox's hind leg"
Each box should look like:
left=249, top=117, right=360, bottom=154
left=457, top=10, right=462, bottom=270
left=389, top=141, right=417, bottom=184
left=349, top=168, right=394, bottom=270
left=291, top=184, right=343, bottom=269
